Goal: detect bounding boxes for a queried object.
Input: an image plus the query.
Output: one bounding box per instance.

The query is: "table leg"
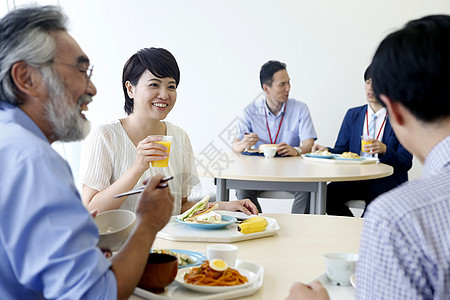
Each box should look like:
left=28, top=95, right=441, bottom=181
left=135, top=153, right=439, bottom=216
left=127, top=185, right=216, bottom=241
left=216, top=178, right=229, bottom=202
left=316, top=182, right=327, bottom=214
left=309, top=192, right=316, bottom=214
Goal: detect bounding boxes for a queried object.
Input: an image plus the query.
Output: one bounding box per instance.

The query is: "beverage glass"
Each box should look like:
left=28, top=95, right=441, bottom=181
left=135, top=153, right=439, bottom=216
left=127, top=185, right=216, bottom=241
left=361, top=135, right=372, bottom=154
left=206, top=244, right=238, bottom=267
left=150, top=136, right=173, bottom=168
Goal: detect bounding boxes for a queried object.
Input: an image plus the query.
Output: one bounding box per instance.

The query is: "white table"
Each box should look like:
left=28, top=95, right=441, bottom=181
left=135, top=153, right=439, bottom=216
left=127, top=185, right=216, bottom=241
left=130, top=213, right=363, bottom=300
left=198, top=152, right=393, bottom=214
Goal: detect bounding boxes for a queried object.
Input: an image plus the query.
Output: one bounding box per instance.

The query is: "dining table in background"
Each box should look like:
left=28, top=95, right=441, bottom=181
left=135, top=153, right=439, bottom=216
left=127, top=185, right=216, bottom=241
left=129, top=213, right=363, bottom=300
left=197, top=152, right=393, bottom=214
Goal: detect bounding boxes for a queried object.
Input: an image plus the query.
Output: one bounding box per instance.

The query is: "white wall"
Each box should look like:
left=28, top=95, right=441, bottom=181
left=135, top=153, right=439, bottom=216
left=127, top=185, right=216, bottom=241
left=4, top=0, right=450, bottom=181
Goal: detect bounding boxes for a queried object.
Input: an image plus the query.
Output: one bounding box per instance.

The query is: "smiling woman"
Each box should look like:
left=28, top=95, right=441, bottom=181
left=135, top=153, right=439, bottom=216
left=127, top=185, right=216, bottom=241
left=79, top=48, right=200, bottom=215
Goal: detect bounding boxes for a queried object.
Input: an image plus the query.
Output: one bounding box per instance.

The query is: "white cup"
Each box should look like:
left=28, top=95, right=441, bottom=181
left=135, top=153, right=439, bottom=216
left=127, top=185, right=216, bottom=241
left=206, top=244, right=238, bottom=267
left=263, top=146, right=277, bottom=159
left=323, top=252, right=358, bottom=286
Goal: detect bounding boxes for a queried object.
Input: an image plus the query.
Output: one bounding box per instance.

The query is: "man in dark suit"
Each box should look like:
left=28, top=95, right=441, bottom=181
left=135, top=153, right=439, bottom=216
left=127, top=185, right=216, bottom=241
left=312, top=65, right=413, bottom=216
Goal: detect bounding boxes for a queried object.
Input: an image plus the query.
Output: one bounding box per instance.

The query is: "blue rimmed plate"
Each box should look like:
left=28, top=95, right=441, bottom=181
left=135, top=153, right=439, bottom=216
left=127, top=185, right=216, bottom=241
left=305, top=153, right=334, bottom=159
left=175, top=266, right=257, bottom=293
left=334, top=155, right=365, bottom=161
left=175, top=215, right=237, bottom=229
left=150, top=249, right=206, bottom=268
left=172, top=249, right=206, bottom=269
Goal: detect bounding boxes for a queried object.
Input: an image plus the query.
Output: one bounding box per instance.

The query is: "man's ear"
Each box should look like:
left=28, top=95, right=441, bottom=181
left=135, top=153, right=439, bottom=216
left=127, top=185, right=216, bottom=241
left=262, top=83, right=270, bottom=95
left=379, top=94, right=405, bottom=126
left=10, top=61, right=42, bottom=97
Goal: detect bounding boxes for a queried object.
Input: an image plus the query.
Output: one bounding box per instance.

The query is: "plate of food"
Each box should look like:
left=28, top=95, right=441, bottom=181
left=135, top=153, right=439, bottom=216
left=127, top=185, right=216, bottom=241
left=133, top=259, right=264, bottom=299
left=176, top=196, right=237, bottom=229
left=175, top=260, right=257, bottom=293
left=334, top=152, right=365, bottom=161
left=175, top=215, right=237, bottom=229
left=151, top=249, right=206, bottom=268
left=305, top=149, right=334, bottom=159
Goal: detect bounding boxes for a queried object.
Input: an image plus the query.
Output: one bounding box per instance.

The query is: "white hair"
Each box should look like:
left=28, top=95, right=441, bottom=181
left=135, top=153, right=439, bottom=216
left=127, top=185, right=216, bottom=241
left=0, top=6, right=67, bottom=105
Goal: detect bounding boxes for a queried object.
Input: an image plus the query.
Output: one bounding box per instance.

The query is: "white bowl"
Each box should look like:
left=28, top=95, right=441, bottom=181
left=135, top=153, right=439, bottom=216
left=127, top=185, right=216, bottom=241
left=323, top=252, right=358, bottom=286
left=94, top=209, right=136, bottom=252
left=263, top=146, right=277, bottom=158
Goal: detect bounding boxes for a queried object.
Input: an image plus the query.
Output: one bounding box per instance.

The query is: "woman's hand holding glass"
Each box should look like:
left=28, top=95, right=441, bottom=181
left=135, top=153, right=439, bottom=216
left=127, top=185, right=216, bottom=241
left=133, top=136, right=169, bottom=173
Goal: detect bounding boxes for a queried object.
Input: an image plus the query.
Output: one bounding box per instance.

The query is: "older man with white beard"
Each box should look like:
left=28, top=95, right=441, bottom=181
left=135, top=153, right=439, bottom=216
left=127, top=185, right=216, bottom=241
left=0, top=6, right=174, bottom=300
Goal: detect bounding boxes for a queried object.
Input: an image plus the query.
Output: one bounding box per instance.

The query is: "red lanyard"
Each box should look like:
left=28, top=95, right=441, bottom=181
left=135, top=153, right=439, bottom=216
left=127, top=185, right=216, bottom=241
left=366, top=110, right=387, bottom=140
left=264, top=102, right=286, bottom=144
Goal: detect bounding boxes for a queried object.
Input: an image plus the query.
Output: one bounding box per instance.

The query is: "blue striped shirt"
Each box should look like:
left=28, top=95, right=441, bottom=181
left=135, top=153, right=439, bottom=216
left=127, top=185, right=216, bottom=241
left=357, top=135, right=450, bottom=299
left=236, top=97, right=317, bottom=148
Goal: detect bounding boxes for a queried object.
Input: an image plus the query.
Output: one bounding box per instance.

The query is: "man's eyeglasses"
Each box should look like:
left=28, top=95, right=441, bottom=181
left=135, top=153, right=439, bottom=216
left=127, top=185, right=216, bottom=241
left=53, top=61, right=94, bottom=85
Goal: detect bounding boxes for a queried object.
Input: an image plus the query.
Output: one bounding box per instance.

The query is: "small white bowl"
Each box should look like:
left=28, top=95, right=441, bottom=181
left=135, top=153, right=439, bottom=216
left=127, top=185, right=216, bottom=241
left=323, top=252, right=358, bottom=286
left=263, top=146, right=277, bottom=159
left=94, top=209, right=136, bottom=252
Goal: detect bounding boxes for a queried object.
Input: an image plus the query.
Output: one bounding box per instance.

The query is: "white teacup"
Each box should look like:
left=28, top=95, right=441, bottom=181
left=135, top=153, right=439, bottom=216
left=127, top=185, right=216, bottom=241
left=263, top=146, right=277, bottom=159
left=206, top=244, right=238, bottom=267
left=323, top=252, right=358, bottom=286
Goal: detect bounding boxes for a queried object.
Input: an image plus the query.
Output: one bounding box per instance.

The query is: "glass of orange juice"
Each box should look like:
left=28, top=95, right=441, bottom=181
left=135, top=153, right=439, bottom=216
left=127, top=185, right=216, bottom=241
left=150, top=136, right=173, bottom=168
left=361, top=135, right=372, bottom=154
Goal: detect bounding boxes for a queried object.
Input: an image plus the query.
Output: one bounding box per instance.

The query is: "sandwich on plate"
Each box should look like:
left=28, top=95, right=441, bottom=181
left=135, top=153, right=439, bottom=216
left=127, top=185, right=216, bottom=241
left=177, top=195, right=223, bottom=223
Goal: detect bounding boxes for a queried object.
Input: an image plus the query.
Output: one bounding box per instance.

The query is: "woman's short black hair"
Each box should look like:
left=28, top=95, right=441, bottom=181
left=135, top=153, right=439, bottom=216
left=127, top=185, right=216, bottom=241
left=122, top=48, right=180, bottom=115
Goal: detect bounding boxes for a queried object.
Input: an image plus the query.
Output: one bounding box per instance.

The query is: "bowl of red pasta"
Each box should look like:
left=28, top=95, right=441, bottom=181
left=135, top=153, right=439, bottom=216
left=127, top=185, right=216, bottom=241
left=175, top=260, right=256, bottom=293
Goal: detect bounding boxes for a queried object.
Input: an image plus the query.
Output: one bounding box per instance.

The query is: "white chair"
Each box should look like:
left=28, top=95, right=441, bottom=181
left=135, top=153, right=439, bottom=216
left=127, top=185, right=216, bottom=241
left=257, top=191, right=296, bottom=214
left=188, top=177, right=217, bottom=202
left=344, top=200, right=366, bottom=217
left=344, top=200, right=366, bottom=210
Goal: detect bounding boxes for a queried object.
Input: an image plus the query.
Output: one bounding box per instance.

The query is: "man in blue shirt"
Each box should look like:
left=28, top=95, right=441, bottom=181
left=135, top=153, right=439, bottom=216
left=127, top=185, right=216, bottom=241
left=0, top=6, right=173, bottom=299
left=232, top=61, right=317, bottom=213
left=286, top=14, right=450, bottom=300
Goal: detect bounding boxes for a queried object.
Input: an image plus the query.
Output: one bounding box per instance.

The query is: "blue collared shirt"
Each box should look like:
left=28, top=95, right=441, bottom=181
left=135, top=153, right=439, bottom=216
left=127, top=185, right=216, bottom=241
left=236, top=97, right=317, bottom=147
left=357, top=135, right=450, bottom=299
left=0, top=102, right=116, bottom=299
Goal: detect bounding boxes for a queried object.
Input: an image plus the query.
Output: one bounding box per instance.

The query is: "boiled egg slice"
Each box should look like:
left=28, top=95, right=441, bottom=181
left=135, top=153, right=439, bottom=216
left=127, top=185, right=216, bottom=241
left=209, top=259, right=228, bottom=271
